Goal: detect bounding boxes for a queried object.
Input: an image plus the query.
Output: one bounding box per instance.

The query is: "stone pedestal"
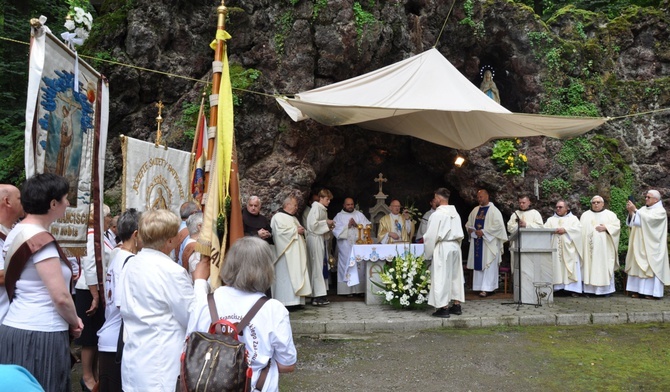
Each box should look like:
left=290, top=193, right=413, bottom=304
left=509, top=228, right=555, bottom=305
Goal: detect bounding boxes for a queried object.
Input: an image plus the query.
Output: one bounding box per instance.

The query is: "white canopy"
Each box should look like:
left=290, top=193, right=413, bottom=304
left=276, top=48, right=608, bottom=150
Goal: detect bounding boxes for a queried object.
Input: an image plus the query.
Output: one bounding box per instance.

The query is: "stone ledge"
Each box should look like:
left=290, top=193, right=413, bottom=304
left=555, top=313, right=590, bottom=325
left=628, top=312, right=663, bottom=323
left=592, top=312, right=627, bottom=325
left=480, top=315, right=519, bottom=327
left=519, top=314, right=556, bottom=326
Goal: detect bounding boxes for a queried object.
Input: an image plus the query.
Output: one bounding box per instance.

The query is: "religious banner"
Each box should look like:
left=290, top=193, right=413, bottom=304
left=24, top=27, right=109, bottom=255
left=121, top=136, right=192, bottom=213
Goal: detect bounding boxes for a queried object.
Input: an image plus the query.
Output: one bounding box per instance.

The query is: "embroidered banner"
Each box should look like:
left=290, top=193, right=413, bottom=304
left=24, top=29, right=109, bottom=255
left=122, top=136, right=193, bottom=213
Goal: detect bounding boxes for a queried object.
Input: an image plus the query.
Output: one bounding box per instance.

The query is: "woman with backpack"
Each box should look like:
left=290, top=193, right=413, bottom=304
left=188, top=236, right=297, bottom=392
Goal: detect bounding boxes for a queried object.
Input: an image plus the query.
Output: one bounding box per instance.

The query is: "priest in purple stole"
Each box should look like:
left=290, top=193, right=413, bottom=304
left=466, top=189, right=508, bottom=297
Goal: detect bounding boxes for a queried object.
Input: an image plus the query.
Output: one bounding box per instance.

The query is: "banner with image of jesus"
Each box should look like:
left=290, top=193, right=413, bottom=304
left=24, top=28, right=109, bottom=255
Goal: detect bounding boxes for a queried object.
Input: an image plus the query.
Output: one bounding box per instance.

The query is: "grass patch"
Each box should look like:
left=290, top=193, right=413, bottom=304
left=524, top=323, right=670, bottom=390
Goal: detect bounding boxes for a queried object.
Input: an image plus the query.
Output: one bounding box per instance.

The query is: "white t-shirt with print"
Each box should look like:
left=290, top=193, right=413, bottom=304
left=188, top=284, right=297, bottom=392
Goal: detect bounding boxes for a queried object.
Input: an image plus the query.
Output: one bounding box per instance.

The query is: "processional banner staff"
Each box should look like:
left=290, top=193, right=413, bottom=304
left=197, top=0, right=244, bottom=289
left=23, top=17, right=109, bottom=288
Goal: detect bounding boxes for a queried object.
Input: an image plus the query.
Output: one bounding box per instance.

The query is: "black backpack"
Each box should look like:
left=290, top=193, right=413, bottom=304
left=179, top=294, right=270, bottom=392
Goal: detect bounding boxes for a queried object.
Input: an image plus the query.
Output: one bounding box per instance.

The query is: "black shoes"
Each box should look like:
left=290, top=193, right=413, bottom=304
left=431, top=307, right=450, bottom=318
left=448, top=304, right=462, bottom=315
left=312, top=297, right=330, bottom=306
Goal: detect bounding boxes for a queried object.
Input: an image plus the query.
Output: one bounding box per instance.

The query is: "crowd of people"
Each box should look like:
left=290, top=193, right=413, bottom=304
left=0, top=174, right=297, bottom=391
left=423, top=189, right=669, bottom=318
left=0, top=172, right=669, bottom=390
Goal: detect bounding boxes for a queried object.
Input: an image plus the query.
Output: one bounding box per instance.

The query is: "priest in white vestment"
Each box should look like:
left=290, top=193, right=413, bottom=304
left=625, top=189, right=670, bottom=299
left=332, top=198, right=370, bottom=295
left=377, top=199, right=415, bottom=244
left=466, top=189, right=508, bottom=297
left=415, top=198, right=437, bottom=243
left=544, top=200, right=583, bottom=295
left=506, top=194, right=544, bottom=233
left=424, top=188, right=464, bottom=318
left=271, top=196, right=312, bottom=307
left=580, top=195, right=620, bottom=296
left=305, top=189, right=334, bottom=306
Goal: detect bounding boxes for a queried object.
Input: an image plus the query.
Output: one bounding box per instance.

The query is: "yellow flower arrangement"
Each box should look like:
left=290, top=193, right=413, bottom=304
left=491, top=139, right=528, bottom=175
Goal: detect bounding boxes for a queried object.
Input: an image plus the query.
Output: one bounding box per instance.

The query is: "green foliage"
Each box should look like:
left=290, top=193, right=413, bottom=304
left=541, top=178, right=572, bottom=196
left=81, top=0, right=135, bottom=54
left=491, top=139, right=528, bottom=176
left=353, top=2, right=377, bottom=38
left=230, top=64, right=261, bottom=106
left=519, top=0, right=661, bottom=19
left=176, top=100, right=205, bottom=141
left=88, top=50, right=116, bottom=69
left=273, top=10, right=294, bottom=56
left=459, top=0, right=485, bottom=38
left=555, top=136, right=594, bottom=169
left=312, top=0, right=328, bottom=18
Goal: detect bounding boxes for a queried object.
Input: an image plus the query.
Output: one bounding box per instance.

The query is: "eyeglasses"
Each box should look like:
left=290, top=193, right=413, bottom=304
left=591, top=201, right=602, bottom=204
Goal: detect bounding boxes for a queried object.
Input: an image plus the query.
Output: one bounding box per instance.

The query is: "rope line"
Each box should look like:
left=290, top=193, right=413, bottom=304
left=608, top=107, right=670, bottom=120
left=433, top=0, right=457, bottom=48
left=3, top=35, right=669, bottom=120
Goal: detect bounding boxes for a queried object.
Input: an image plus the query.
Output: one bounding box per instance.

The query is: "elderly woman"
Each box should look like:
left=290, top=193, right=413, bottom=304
left=0, top=173, right=83, bottom=391
left=96, top=208, right=142, bottom=392
left=119, top=209, right=206, bottom=391
left=182, top=211, right=203, bottom=277
left=75, top=203, right=114, bottom=391
left=189, top=236, right=297, bottom=392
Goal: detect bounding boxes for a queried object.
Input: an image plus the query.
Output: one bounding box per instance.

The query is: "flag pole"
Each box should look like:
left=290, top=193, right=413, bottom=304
left=197, top=0, right=229, bottom=288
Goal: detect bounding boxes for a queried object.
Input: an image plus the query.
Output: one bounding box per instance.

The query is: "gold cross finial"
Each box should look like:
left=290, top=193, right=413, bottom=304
left=374, top=173, right=387, bottom=194
left=155, top=101, right=165, bottom=147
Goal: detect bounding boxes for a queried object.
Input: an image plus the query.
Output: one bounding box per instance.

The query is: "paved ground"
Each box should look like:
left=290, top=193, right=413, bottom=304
left=288, top=292, right=670, bottom=334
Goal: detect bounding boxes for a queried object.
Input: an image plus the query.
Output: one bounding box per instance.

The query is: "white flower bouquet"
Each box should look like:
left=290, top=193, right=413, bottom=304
left=372, top=251, right=430, bottom=310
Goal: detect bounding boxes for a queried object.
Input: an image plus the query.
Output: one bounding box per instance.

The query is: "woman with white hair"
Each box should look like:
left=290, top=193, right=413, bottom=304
left=189, top=236, right=297, bottom=392
left=182, top=211, right=203, bottom=277
left=119, top=209, right=207, bottom=391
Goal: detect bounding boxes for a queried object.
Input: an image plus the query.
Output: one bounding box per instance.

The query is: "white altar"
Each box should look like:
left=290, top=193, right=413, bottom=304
left=348, top=244, right=425, bottom=305
left=509, top=228, right=556, bottom=306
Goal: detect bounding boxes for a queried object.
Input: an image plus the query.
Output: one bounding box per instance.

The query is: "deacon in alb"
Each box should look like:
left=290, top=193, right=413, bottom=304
left=506, top=194, right=544, bottom=234
left=424, top=188, right=465, bottom=318
left=304, top=189, right=334, bottom=306
left=332, top=198, right=370, bottom=295
left=466, top=189, right=508, bottom=297
left=625, top=189, right=670, bottom=299
left=580, top=195, right=620, bottom=296
left=544, top=200, right=583, bottom=295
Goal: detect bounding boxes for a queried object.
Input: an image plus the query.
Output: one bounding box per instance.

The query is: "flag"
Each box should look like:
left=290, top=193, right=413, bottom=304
left=191, top=112, right=207, bottom=203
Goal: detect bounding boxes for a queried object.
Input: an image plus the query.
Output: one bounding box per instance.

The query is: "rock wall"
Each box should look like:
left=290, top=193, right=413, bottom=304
left=91, top=0, right=670, bottom=222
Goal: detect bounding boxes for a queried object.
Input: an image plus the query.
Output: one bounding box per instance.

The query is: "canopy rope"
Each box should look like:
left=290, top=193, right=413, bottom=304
left=433, top=0, right=457, bottom=48
left=3, top=35, right=669, bottom=120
